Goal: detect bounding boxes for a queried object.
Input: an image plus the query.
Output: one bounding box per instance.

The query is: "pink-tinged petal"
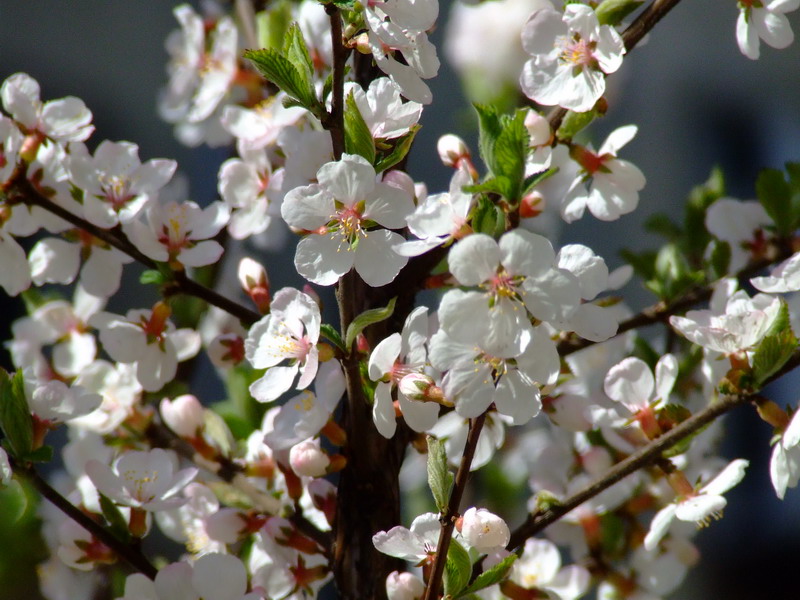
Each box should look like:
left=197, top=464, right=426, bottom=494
left=438, top=289, right=491, bottom=348
left=783, top=410, right=800, bottom=449
left=296, top=347, right=319, bottom=390
left=353, top=229, right=408, bottom=286
left=0, top=233, right=31, bottom=296
left=548, top=565, right=591, bottom=599
left=375, top=53, right=433, bottom=104
left=125, top=220, right=169, bottom=262
left=155, top=562, right=199, bottom=600
left=448, top=234, right=500, bottom=285
left=373, top=382, right=397, bottom=439
left=192, top=554, right=247, bottom=600
left=249, top=366, right=299, bottom=402
left=568, top=303, right=618, bottom=343
left=599, top=125, right=638, bottom=155
left=81, top=247, right=126, bottom=298
left=767, top=0, right=800, bottom=11
left=178, top=240, right=224, bottom=267
left=737, top=10, right=761, bottom=59
left=771, top=444, right=791, bottom=499
left=85, top=460, right=128, bottom=505
left=517, top=538, right=561, bottom=584
left=754, top=8, right=794, bottom=49
left=517, top=326, right=560, bottom=386
left=675, top=494, right=726, bottom=522
left=317, top=154, right=376, bottom=205
left=122, top=573, right=158, bottom=600
left=701, top=458, right=749, bottom=496
left=281, top=184, right=335, bottom=230
left=521, top=7, right=565, bottom=56
left=170, top=328, right=201, bottom=362
left=29, top=237, right=80, bottom=285
left=98, top=319, right=148, bottom=364
left=428, top=328, right=476, bottom=372
left=295, top=234, right=355, bottom=286
left=654, top=354, right=678, bottom=404
left=218, top=160, right=260, bottom=208
left=398, top=393, right=439, bottom=432
left=131, top=158, right=177, bottom=193
left=604, top=357, right=654, bottom=409
left=369, top=333, right=402, bottom=380
left=190, top=202, right=230, bottom=239
left=522, top=268, right=580, bottom=323
left=500, top=229, right=555, bottom=278
left=593, top=25, right=625, bottom=74
left=160, top=467, right=199, bottom=503
left=372, top=526, right=428, bottom=561
left=53, top=332, right=96, bottom=377
left=364, top=183, right=415, bottom=229
left=41, top=97, right=94, bottom=142
left=136, top=344, right=177, bottom=392
left=643, top=504, right=677, bottom=551
left=493, top=371, right=540, bottom=425
left=450, top=366, right=495, bottom=418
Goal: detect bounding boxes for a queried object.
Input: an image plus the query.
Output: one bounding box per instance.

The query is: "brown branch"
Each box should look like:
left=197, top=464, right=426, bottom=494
left=323, top=4, right=346, bottom=160
left=557, top=249, right=793, bottom=357
left=423, top=413, right=487, bottom=600
left=15, top=462, right=158, bottom=580
left=507, top=349, right=800, bottom=550
left=4, top=165, right=260, bottom=326
left=548, top=0, right=685, bottom=132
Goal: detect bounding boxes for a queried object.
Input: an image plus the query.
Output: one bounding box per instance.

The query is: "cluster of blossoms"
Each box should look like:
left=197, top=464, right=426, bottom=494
left=1, top=1, right=800, bottom=600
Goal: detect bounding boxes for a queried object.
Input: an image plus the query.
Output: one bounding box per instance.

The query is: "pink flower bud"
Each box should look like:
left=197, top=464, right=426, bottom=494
left=289, top=439, right=330, bottom=477
left=398, top=373, right=436, bottom=402
left=238, top=257, right=270, bottom=314
left=160, top=395, right=205, bottom=438
left=383, top=170, right=416, bottom=198
left=437, top=134, right=470, bottom=167
left=386, top=571, right=425, bottom=600
left=459, top=507, right=510, bottom=552
left=524, top=110, right=552, bottom=146
left=207, top=333, right=245, bottom=368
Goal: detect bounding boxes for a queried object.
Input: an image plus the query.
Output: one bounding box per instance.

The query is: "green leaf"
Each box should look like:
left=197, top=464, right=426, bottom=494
left=0, top=370, right=33, bottom=460
left=470, top=195, right=505, bottom=238
left=283, top=23, right=314, bottom=86
left=443, top=539, right=472, bottom=597
left=374, top=125, right=419, bottom=173
left=139, top=269, right=167, bottom=285
left=522, top=167, right=557, bottom=196
left=245, top=48, right=319, bottom=114
left=765, top=298, right=792, bottom=339
left=595, top=0, right=645, bottom=26
left=458, top=553, right=518, bottom=596
left=256, top=1, right=293, bottom=50
left=320, top=323, right=346, bottom=352
left=99, top=493, right=131, bottom=542
left=684, top=166, right=724, bottom=256
left=756, top=168, right=792, bottom=235
left=426, top=436, right=453, bottom=513
left=465, top=176, right=513, bottom=199
left=204, top=409, right=234, bottom=457
left=492, top=110, right=529, bottom=202
left=651, top=243, right=704, bottom=300
left=1, top=479, right=28, bottom=523
left=619, top=248, right=657, bottom=281
left=344, top=90, right=376, bottom=163
left=708, top=240, right=732, bottom=279
left=344, top=297, right=396, bottom=350
left=556, top=107, right=600, bottom=140
left=23, top=445, right=53, bottom=463
left=474, top=103, right=502, bottom=175
left=644, top=213, right=682, bottom=241
left=753, top=324, right=798, bottom=388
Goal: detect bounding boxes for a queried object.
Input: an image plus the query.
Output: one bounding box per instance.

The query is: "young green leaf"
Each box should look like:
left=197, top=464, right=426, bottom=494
left=344, top=90, right=376, bottom=164
left=492, top=110, right=529, bottom=202
left=245, top=48, right=319, bottom=115
left=458, top=553, right=518, bottom=596
left=320, top=323, right=346, bottom=352
left=374, top=125, right=419, bottom=173
left=99, top=493, right=131, bottom=542
left=752, top=331, right=798, bottom=388
left=756, top=168, right=792, bottom=236
left=443, top=539, right=472, bottom=597
left=426, top=436, right=453, bottom=513
left=595, top=0, right=645, bottom=26
left=140, top=269, right=167, bottom=285
left=282, top=23, right=314, bottom=85
left=1, top=479, right=29, bottom=524
left=0, top=370, right=33, bottom=460
left=256, top=0, right=293, bottom=50
left=344, top=297, right=396, bottom=350
left=474, top=103, right=502, bottom=175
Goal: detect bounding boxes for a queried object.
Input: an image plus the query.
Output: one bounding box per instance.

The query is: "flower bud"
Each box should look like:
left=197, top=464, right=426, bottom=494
left=437, top=134, right=470, bottom=168
left=398, top=373, right=437, bottom=402
left=160, top=395, right=205, bottom=438
left=386, top=571, right=425, bottom=600
left=238, top=257, right=270, bottom=314
left=459, top=507, right=510, bottom=552
left=207, top=333, right=245, bottom=368
left=289, top=438, right=330, bottom=477
left=524, top=110, right=552, bottom=146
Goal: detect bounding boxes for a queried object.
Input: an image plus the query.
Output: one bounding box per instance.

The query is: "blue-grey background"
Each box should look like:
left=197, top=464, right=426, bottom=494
left=1, top=1, right=799, bottom=598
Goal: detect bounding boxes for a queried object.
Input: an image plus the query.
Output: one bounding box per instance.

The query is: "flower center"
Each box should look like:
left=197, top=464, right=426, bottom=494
left=100, top=175, right=135, bottom=210
left=332, top=204, right=366, bottom=248
left=558, top=35, right=597, bottom=69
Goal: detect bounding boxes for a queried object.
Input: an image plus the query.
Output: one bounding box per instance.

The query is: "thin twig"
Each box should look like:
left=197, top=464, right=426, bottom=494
left=423, top=413, right=487, bottom=600
left=16, top=462, right=158, bottom=580
left=323, top=4, right=346, bottom=159
left=507, top=349, right=800, bottom=549
left=4, top=165, right=260, bottom=326
left=548, top=0, right=685, bottom=132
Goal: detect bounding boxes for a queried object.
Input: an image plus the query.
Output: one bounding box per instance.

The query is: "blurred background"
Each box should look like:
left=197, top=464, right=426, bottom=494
left=1, top=0, right=800, bottom=598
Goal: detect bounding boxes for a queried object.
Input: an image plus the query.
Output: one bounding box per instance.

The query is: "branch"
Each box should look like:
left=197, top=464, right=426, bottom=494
left=4, top=165, right=260, bottom=326
left=548, top=0, right=684, bottom=131
left=508, top=348, right=800, bottom=549
left=323, top=4, right=346, bottom=160
left=557, top=249, right=794, bottom=357
left=14, top=461, right=158, bottom=580
left=423, top=413, right=486, bottom=600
